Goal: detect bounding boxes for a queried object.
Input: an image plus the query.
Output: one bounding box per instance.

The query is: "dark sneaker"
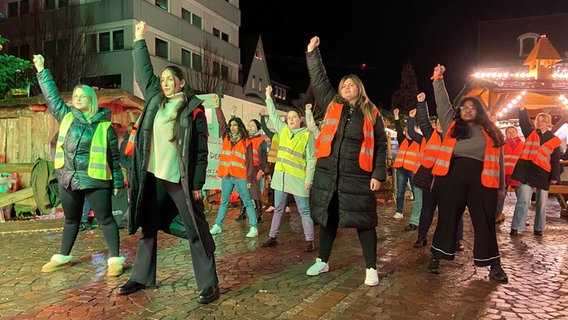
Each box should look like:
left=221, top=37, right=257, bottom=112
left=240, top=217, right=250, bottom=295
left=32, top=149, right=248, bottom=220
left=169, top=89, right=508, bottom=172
left=261, top=237, right=277, bottom=247
left=79, top=222, right=88, bottom=231
left=510, top=229, right=519, bottom=236
left=404, top=224, right=418, bottom=231
left=534, top=230, right=543, bottom=236
left=455, top=241, right=465, bottom=251
left=427, top=258, right=440, bottom=274
left=489, top=264, right=508, bottom=283
left=304, top=241, right=315, bottom=252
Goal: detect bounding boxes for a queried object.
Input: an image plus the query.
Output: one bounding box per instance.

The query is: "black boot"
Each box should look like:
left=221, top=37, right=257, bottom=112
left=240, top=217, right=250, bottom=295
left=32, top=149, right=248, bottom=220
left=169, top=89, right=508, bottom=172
left=255, top=200, right=263, bottom=223
left=235, top=202, right=246, bottom=221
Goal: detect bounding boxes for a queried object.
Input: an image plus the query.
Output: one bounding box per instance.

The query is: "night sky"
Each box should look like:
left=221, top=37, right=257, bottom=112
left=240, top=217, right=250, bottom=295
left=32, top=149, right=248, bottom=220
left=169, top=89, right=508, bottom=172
left=240, top=0, right=568, bottom=111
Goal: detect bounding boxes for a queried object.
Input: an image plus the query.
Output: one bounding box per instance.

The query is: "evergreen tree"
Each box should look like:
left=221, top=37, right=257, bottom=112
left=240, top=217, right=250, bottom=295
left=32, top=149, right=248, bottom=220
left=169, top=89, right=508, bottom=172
left=390, top=62, right=419, bottom=118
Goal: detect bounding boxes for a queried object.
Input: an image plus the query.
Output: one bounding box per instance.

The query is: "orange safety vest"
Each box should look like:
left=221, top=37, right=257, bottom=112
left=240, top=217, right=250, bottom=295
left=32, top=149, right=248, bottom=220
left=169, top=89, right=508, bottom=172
left=124, top=108, right=205, bottom=156
left=503, top=139, right=524, bottom=175
left=393, top=139, right=422, bottom=173
left=315, top=103, right=378, bottom=172
left=217, top=137, right=250, bottom=179
left=432, top=121, right=501, bottom=188
left=420, top=130, right=442, bottom=169
left=518, top=131, right=561, bottom=172
left=249, top=135, right=264, bottom=167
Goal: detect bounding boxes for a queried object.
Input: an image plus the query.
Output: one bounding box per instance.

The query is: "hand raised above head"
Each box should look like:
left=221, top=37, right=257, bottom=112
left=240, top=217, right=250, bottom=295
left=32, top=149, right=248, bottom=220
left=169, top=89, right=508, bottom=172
left=265, top=85, right=272, bottom=96
left=417, top=92, right=426, bottom=102
left=307, top=36, right=320, bottom=53
left=409, top=109, right=416, bottom=117
left=33, top=54, right=45, bottom=72
left=134, top=21, right=147, bottom=41
left=305, top=103, right=312, bottom=111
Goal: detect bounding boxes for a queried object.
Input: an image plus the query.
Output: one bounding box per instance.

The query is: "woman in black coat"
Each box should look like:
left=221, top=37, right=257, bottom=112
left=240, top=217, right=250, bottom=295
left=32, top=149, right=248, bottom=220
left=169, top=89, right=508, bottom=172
left=304, top=36, right=388, bottom=286
left=117, top=21, right=219, bottom=304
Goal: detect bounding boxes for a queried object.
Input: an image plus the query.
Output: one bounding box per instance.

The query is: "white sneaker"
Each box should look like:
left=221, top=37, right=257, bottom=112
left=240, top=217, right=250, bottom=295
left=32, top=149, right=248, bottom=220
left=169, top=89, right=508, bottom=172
left=265, top=206, right=275, bottom=213
left=246, top=226, right=258, bottom=238
left=393, top=212, right=404, bottom=219
left=306, top=258, right=329, bottom=276
left=365, top=268, right=379, bottom=286
left=210, top=224, right=222, bottom=235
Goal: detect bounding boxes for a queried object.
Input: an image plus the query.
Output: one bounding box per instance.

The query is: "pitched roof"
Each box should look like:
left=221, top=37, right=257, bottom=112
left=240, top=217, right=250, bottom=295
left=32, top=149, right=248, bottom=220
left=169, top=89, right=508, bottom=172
left=523, top=35, right=562, bottom=65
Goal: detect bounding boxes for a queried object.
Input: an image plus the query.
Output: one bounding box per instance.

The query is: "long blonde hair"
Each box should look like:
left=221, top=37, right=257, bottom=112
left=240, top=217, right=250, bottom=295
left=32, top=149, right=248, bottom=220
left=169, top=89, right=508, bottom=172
left=73, top=84, right=99, bottom=119
left=334, top=74, right=377, bottom=124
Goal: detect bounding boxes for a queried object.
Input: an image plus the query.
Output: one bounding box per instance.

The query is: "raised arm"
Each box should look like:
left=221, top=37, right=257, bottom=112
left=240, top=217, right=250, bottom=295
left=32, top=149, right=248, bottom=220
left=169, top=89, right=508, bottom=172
left=33, top=54, right=71, bottom=122
left=416, top=92, right=434, bottom=139
left=213, top=94, right=228, bottom=137
left=132, top=21, right=161, bottom=100
left=265, top=85, right=286, bottom=134
left=406, top=109, right=423, bottom=143
left=306, top=36, right=336, bottom=112
left=432, top=64, right=454, bottom=134
left=260, top=114, right=275, bottom=140
left=304, top=103, right=321, bottom=137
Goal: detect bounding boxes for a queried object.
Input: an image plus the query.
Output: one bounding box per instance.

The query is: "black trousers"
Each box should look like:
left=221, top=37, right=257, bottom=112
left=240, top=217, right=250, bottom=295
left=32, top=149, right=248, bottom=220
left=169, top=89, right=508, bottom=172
left=417, top=187, right=464, bottom=241
left=130, top=173, right=218, bottom=290
left=431, top=158, right=501, bottom=267
left=318, top=192, right=377, bottom=269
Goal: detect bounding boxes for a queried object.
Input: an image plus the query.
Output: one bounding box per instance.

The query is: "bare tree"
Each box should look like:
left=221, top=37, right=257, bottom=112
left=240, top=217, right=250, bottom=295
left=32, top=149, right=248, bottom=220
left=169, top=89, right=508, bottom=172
left=16, top=2, right=100, bottom=92
left=185, top=38, right=234, bottom=95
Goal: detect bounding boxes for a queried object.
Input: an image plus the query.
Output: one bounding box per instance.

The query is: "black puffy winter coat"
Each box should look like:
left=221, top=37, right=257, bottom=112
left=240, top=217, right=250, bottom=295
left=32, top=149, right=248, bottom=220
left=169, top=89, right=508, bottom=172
left=37, top=70, right=124, bottom=191
left=306, top=48, right=388, bottom=228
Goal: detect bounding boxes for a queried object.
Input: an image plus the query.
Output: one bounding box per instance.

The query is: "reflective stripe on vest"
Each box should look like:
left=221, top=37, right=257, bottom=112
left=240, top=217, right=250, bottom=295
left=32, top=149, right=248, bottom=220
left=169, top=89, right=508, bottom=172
left=217, top=137, right=249, bottom=179
left=124, top=116, right=141, bottom=157
left=432, top=121, right=501, bottom=188
left=503, top=140, right=524, bottom=175
left=267, top=134, right=279, bottom=163
left=250, top=135, right=264, bottom=166
left=519, top=131, right=561, bottom=172
left=54, top=112, right=112, bottom=180
left=274, top=126, right=310, bottom=179
left=421, top=130, right=441, bottom=169
left=315, top=103, right=377, bottom=172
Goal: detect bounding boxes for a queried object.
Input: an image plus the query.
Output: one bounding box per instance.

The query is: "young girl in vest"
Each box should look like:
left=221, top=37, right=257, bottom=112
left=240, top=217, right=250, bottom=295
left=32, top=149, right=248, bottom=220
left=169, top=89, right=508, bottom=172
left=235, top=119, right=267, bottom=222
left=261, top=85, right=317, bottom=252
left=210, top=95, right=258, bottom=238
left=429, top=64, right=508, bottom=283
left=33, top=54, right=125, bottom=277
left=510, top=107, right=562, bottom=236
left=117, top=22, right=219, bottom=304
left=304, top=36, right=388, bottom=286
left=495, top=126, right=524, bottom=224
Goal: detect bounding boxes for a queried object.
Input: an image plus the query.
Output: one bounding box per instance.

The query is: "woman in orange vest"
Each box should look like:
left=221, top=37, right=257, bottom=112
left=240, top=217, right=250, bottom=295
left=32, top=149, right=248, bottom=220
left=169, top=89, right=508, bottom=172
left=392, top=108, right=423, bottom=225
left=428, top=64, right=508, bottom=283
left=495, top=126, right=524, bottom=224
left=304, top=36, right=388, bottom=287
left=210, top=95, right=258, bottom=238
left=411, top=93, right=465, bottom=249
left=510, top=106, right=562, bottom=236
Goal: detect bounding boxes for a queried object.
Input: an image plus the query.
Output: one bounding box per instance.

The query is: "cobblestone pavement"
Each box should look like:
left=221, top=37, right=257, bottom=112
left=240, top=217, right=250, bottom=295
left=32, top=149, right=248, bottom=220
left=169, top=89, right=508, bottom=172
left=1, top=194, right=568, bottom=320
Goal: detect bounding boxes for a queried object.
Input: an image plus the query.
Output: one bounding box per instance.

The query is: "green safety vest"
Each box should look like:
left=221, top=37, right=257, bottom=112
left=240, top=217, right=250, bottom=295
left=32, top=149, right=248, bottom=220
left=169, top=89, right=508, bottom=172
left=54, top=112, right=112, bottom=180
left=274, top=126, right=310, bottom=179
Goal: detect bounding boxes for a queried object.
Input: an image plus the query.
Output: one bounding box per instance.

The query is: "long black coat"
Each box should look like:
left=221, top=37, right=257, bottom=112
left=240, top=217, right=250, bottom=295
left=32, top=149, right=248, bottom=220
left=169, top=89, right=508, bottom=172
left=306, top=48, right=388, bottom=228
left=128, top=40, right=214, bottom=255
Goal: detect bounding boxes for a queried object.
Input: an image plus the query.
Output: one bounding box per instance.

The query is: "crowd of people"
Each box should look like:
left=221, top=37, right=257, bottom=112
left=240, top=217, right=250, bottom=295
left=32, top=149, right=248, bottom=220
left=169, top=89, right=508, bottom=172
left=29, top=22, right=568, bottom=305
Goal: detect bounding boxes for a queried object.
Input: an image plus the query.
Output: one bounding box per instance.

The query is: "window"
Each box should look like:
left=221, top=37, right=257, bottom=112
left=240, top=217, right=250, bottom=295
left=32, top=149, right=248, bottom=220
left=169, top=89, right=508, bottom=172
left=45, top=0, right=56, bottom=9
left=8, top=0, right=29, bottom=17
left=181, top=49, right=202, bottom=71
left=45, top=0, right=68, bottom=9
left=85, top=30, right=124, bottom=53
left=517, top=33, right=539, bottom=57
left=155, top=0, right=168, bottom=11
left=99, top=32, right=110, bottom=52
left=181, top=9, right=202, bottom=29
left=112, top=30, right=124, bottom=50
left=155, top=38, right=168, bottom=59
left=213, top=28, right=229, bottom=43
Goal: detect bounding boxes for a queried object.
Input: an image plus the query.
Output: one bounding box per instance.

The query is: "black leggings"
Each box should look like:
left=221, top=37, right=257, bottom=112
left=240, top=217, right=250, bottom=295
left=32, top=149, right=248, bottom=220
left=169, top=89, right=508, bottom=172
left=58, top=186, right=120, bottom=257
left=318, top=192, right=377, bottom=269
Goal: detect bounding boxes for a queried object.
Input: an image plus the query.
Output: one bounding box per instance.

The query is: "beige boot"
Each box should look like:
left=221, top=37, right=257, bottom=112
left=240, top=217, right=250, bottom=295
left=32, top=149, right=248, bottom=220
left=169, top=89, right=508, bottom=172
left=41, top=254, right=73, bottom=272
left=107, top=256, right=125, bottom=276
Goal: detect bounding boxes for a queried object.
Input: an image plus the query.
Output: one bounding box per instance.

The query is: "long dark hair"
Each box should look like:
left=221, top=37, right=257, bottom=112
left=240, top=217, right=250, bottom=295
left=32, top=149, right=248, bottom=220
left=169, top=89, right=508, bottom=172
left=158, top=65, right=196, bottom=143
left=226, top=117, right=249, bottom=139
left=450, top=96, right=504, bottom=147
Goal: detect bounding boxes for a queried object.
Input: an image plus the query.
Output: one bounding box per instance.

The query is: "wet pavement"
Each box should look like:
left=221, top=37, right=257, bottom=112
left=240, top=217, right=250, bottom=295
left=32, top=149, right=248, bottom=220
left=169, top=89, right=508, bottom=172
left=1, top=194, right=568, bottom=320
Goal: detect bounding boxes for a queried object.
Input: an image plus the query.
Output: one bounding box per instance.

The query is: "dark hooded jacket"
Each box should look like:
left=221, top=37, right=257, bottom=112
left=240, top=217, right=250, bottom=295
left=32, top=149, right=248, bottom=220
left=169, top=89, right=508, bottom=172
left=128, top=40, right=214, bottom=255
left=37, top=70, right=123, bottom=191
left=306, top=48, right=388, bottom=228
